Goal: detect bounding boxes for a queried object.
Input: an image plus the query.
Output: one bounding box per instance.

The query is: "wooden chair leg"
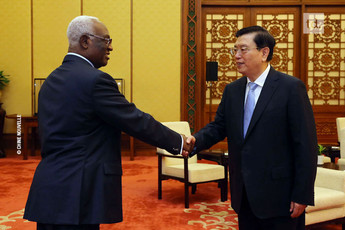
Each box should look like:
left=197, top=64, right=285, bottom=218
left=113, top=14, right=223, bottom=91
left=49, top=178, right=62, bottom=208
left=192, top=184, right=197, bottom=194
left=221, top=161, right=229, bottom=201
left=158, top=155, right=162, bottom=200
left=184, top=157, right=189, bottom=208
left=220, top=179, right=227, bottom=202
left=185, top=181, right=189, bottom=208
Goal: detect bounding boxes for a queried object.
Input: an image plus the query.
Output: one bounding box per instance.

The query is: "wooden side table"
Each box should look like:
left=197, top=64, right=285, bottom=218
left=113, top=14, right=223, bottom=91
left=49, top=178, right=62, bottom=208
left=197, top=149, right=228, bottom=201
left=321, top=162, right=345, bottom=171
left=6, top=114, right=38, bottom=160
left=0, top=103, right=6, bottom=158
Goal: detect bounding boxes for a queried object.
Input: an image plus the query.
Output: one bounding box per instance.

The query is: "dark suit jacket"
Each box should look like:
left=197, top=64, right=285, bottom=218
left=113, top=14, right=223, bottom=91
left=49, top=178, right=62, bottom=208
left=193, top=67, right=317, bottom=219
left=24, top=55, right=182, bottom=224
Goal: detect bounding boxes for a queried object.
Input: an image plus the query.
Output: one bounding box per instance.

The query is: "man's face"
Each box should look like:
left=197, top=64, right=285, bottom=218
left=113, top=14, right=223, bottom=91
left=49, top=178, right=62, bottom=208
left=234, top=33, right=267, bottom=81
left=87, top=22, right=113, bottom=68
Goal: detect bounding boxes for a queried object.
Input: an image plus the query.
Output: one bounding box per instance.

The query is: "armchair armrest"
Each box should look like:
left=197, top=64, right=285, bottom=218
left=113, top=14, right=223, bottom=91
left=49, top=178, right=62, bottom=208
left=315, top=167, right=345, bottom=192
left=156, top=151, right=184, bottom=159
left=340, top=128, right=345, bottom=159
left=197, top=151, right=226, bottom=165
left=157, top=145, right=185, bottom=158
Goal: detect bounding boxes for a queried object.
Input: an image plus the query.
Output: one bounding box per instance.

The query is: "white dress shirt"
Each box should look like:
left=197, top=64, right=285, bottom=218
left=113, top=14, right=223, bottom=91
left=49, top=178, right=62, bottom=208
left=244, top=64, right=271, bottom=107
left=67, top=52, right=94, bottom=68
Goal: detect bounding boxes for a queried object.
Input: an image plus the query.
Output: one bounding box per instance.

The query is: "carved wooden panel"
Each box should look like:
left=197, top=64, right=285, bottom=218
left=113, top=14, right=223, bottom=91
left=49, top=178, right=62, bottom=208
left=204, top=8, right=298, bottom=103
left=186, top=0, right=197, bottom=133
left=256, top=13, right=295, bottom=76
left=316, top=120, right=338, bottom=138
left=186, top=4, right=345, bottom=144
left=305, top=8, right=345, bottom=144
left=205, top=13, right=244, bottom=102
left=307, top=13, right=345, bottom=106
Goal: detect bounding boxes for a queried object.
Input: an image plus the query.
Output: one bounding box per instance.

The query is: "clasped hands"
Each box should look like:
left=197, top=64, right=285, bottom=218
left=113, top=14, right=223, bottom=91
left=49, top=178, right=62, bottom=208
left=181, top=135, right=196, bottom=158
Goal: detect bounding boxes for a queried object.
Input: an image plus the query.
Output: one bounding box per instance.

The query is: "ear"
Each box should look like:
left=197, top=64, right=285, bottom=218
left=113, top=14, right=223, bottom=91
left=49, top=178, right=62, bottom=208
left=261, top=47, right=270, bottom=62
left=79, top=35, right=90, bottom=49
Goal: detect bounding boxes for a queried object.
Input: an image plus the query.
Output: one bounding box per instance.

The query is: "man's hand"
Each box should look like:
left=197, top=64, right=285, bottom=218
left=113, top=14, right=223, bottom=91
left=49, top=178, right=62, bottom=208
left=181, top=135, right=196, bottom=158
left=290, top=202, right=306, bottom=218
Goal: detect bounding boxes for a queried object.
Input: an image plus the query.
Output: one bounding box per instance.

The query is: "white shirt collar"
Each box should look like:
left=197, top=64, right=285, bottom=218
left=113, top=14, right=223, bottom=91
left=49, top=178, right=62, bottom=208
left=67, top=52, right=94, bottom=68
left=247, top=64, right=270, bottom=87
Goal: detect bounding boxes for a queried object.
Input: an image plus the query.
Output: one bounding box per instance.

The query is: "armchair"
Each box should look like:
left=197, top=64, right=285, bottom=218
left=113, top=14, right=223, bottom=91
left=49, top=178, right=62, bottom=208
left=337, top=118, right=345, bottom=164
left=157, top=121, right=227, bottom=208
left=337, top=118, right=345, bottom=143
left=306, top=167, right=345, bottom=228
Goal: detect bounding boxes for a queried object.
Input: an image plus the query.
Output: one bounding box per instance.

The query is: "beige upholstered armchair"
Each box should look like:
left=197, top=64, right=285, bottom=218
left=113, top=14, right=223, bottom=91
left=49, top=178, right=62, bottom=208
left=306, top=167, right=345, bottom=228
left=337, top=118, right=345, bottom=143
left=336, top=118, right=345, bottom=164
left=157, top=121, right=227, bottom=208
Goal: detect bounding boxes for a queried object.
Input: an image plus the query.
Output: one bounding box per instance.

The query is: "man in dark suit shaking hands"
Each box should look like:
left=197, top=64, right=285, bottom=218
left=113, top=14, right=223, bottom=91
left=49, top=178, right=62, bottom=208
left=186, top=26, right=317, bottom=229
left=24, top=15, right=193, bottom=230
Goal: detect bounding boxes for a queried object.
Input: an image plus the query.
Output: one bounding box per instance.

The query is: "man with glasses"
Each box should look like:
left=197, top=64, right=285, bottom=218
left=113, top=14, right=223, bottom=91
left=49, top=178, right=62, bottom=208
left=24, top=15, right=193, bottom=230
left=186, top=26, right=317, bottom=229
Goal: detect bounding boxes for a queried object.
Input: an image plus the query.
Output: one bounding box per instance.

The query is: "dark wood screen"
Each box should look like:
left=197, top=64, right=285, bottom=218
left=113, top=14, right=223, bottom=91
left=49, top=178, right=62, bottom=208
left=182, top=0, right=345, bottom=145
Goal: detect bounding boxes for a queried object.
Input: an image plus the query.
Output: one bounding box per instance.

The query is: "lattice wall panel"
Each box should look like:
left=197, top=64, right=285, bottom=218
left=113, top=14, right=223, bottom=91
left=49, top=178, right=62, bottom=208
left=257, top=14, right=295, bottom=76
left=205, top=14, right=244, bottom=101
left=308, top=13, right=345, bottom=106
left=205, top=13, right=295, bottom=102
left=187, top=0, right=197, bottom=133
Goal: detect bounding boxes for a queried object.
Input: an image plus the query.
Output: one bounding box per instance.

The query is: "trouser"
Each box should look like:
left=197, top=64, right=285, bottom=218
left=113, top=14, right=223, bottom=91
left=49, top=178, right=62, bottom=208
left=37, top=223, right=100, bottom=230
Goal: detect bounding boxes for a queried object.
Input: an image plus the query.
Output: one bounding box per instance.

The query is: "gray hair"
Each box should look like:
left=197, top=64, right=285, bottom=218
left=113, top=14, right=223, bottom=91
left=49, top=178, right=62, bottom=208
left=67, top=15, right=100, bottom=47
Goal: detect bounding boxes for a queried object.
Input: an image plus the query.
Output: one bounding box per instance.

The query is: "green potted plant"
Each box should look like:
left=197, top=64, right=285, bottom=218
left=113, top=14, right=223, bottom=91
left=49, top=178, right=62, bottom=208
left=0, top=71, right=10, bottom=87
left=0, top=70, right=10, bottom=100
left=317, top=144, right=326, bottom=165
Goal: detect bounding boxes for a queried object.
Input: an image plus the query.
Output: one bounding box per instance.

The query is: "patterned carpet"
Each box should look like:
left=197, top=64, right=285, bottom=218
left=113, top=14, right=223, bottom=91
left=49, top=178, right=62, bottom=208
left=0, top=155, right=238, bottom=230
left=0, top=155, right=342, bottom=230
left=185, top=201, right=238, bottom=229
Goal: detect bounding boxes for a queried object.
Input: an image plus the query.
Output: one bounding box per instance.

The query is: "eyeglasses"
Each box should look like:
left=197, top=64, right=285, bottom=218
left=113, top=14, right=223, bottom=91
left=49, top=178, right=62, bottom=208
left=87, top=33, right=112, bottom=46
left=230, top=47, right=261, bottom=56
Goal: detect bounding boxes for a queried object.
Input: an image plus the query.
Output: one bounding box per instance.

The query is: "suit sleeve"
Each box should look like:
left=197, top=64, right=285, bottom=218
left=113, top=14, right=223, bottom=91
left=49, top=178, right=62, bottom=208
left=288, top=79, right=318, bottom=205
left=192, top=85, right=229, bottom=155
left=92, top=73, right=182, bottom=155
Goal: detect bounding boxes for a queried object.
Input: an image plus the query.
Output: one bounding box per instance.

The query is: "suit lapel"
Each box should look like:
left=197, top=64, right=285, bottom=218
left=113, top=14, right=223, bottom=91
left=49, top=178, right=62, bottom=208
left=235, top=77, right=247, bottom=139
left=244, top=68, right=280, bottom=139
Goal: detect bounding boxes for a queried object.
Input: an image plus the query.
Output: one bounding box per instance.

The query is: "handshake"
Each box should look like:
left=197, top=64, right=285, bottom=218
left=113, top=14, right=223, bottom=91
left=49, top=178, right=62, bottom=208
left=181, top=135, right=196, bottom=158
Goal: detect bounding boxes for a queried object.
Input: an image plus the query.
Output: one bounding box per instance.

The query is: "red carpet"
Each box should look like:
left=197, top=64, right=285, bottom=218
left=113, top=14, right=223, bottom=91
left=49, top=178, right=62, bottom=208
left=1, top=155, right=341, bottom=230
left=0, top=155, right=238, bottom=230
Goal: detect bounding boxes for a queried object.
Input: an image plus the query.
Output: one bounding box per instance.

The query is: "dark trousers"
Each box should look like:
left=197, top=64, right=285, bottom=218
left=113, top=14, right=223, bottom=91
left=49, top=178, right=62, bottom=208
left=238, top=189, right=305, bottom=230
left=37, top=223, right=100, bottom=230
